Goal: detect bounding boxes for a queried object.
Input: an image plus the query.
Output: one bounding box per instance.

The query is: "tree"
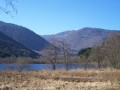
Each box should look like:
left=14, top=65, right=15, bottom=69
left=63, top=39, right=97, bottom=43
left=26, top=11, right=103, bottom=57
left=0, top=0, right=17, bottom=15
left=59, top=39, right=70, bottom=70
left=16, top=57, right=31, bottom=71
left=42, top=38, right=60, bottom=70
left=103, top=32, right=120, bottom=69
left=78, top=48, right=92, bottom=70
left=92, top=46, right=104, bottom=69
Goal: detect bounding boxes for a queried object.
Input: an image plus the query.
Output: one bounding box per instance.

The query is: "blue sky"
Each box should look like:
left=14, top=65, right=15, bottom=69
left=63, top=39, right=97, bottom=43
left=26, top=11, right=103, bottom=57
left=0, top=0, right=120, bottom=35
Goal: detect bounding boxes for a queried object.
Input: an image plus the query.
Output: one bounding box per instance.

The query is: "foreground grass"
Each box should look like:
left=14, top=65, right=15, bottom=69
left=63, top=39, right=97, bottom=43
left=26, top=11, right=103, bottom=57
left=0, top=68, right=120, bottom=90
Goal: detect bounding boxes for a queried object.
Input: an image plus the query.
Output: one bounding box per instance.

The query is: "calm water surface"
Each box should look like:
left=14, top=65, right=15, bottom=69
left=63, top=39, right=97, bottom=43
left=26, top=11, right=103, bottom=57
left=0, top=64, right=97, bottom=71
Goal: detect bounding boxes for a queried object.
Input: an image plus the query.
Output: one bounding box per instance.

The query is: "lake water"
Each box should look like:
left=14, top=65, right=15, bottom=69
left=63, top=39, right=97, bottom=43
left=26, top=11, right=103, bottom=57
left=0, top=64, right=97, bottom=71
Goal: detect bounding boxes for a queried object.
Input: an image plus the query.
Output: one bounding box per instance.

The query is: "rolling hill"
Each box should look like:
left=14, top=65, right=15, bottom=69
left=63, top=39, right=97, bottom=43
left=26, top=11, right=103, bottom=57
left=42, top=27, right=120, bottom=52
left=0, top=21, right=49, bottom=51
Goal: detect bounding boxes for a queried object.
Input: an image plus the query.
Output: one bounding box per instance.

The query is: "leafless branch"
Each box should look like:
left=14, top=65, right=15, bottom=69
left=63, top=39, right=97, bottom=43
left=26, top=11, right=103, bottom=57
left=0, top=0, right=17, bottom=16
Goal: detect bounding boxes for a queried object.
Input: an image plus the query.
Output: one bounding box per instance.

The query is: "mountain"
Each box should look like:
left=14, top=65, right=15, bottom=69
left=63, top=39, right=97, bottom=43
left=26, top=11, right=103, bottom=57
left=0, top=31, right=40, bottom=58
left=0, top=21, right=49, bottom=51
left=42, top=27, right=120, bottom=52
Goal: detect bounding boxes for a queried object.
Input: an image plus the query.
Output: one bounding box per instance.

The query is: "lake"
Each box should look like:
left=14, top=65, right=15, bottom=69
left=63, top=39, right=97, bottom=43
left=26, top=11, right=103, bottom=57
left=0, top=64, right=97, bottom=71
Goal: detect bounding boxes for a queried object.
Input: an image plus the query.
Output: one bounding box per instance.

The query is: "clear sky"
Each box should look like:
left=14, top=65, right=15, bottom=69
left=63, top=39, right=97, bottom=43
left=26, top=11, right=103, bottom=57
left=0, top=0, right=120, bottom=35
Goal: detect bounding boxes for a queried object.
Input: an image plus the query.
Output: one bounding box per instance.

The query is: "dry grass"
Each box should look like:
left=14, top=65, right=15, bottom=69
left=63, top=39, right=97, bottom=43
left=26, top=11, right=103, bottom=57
left=0, top=68, right=120, bottom=90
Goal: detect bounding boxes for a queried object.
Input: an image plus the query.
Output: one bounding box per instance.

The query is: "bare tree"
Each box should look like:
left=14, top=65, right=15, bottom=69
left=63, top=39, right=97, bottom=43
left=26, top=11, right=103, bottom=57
left=92, top=46, right=104, bottom=69
left=42, top=38, right=60, bottom=70
left=16, top=57, right=31, bottom=71
left=103, top=32, right=120, bottom=69
left=0, top=0, right=17, bottom=15
left=59, top=39, right=70, bottom=70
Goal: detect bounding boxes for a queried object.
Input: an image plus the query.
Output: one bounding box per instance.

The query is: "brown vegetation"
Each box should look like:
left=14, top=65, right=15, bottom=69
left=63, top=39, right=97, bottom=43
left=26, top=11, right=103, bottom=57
left=0, top=69, right=120, bottom=90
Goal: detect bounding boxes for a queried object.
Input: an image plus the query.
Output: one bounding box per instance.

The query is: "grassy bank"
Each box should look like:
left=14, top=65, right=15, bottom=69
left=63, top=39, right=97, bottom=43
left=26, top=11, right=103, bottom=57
left=0, top=68, right=120, bottom=90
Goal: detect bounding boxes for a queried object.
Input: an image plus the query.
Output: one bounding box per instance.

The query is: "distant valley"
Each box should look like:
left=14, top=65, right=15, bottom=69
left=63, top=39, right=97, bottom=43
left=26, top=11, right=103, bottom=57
left=0, top=20, right=120, bottom=58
